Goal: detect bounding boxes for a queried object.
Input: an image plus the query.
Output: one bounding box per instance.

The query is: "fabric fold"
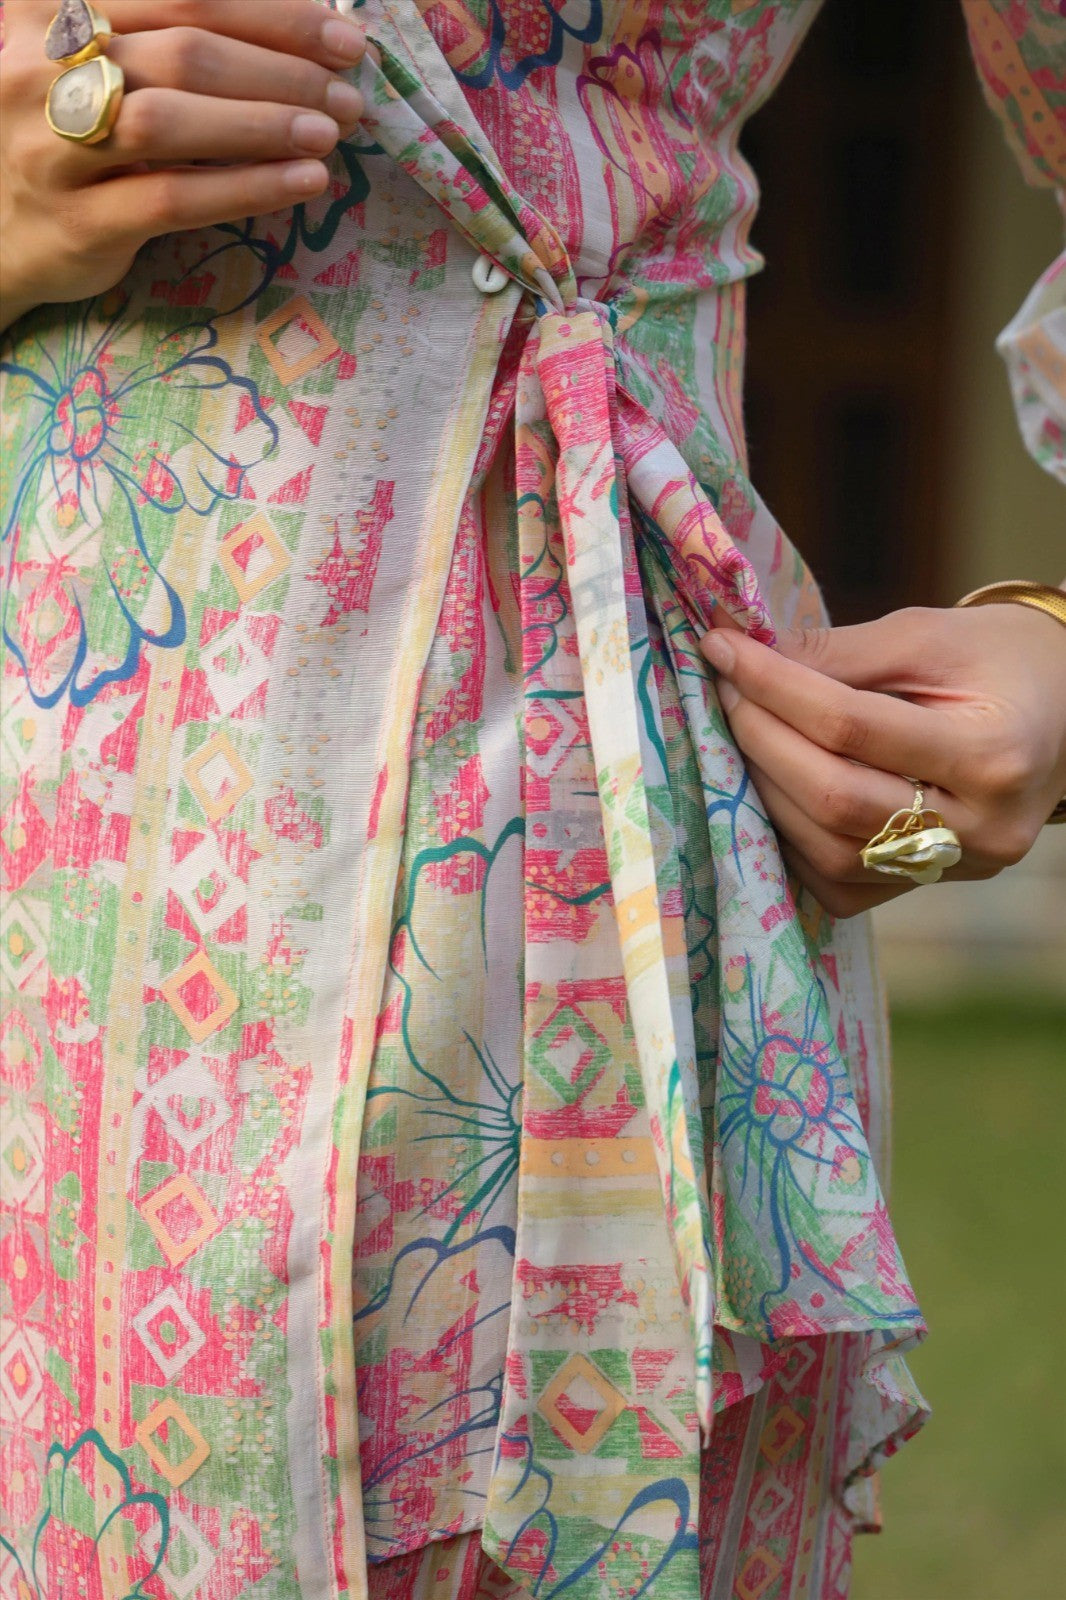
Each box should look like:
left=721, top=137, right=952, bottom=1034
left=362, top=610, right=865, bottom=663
left=996, top=247, right=1066, bottom=485
left=351, top=31, right=927, bottom=1600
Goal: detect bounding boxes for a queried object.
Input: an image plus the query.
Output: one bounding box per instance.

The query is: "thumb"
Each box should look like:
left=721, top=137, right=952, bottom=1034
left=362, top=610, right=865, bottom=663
left=774, top=617, right=898, bottom=689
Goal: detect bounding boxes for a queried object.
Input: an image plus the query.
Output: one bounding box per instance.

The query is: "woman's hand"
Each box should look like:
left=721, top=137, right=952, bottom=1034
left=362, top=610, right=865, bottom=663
left=699, top=601, right=1066, bottom=918
left=0, top=0, right=368, bottom=332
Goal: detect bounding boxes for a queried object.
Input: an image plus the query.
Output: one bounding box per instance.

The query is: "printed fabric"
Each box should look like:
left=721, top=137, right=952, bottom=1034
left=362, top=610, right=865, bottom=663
left=1, top=3, right=1063, bottom=1598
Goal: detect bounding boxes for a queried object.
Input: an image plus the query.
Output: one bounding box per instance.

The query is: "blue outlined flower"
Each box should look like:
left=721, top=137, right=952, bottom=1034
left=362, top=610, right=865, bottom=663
left=0, top=1429, right=170, bottom=1598
left=2, top=298, right=277, bottom=708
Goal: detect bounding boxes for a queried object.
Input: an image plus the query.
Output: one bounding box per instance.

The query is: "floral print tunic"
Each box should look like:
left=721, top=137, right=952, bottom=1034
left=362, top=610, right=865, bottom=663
left=1, top=2, right=1063, bottom=1598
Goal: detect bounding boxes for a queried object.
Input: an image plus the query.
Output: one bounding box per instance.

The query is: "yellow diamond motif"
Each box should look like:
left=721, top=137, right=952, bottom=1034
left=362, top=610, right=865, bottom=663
left=160, top=949, right=239, bottom=1044
left=537, top=1352, right=626, bottom=1454
left=183, top=732, right=253, bottom=823
left=255, top=294, right=340, bottom=385
left=759, top=1401, right=806, bottom=1466
left=736, top=1546, right=784, bottom=1600
left=138, top=1173, right=220, bottom=1267
left=136, top=1396, right=210, bottom=1488
left=219, top=512, right=291, bottom=604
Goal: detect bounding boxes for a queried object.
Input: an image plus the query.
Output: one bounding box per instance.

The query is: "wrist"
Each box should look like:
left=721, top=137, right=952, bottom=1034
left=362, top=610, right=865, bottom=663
left=954, top=581, right=1066, bottom=824
left=997, top=598, right=1066, bottom=667
left=955, top=580, right=1066, bottom=666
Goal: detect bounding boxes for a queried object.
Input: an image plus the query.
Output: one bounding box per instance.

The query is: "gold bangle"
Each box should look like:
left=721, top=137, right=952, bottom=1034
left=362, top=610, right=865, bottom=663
left=955, top=581, right=1066, bottom=823
left=955, top=579, right=1066, bottom=628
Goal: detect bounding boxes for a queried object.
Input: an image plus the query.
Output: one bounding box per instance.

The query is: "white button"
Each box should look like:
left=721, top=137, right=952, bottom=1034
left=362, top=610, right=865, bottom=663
left=472, top=254, right=510, bottom=294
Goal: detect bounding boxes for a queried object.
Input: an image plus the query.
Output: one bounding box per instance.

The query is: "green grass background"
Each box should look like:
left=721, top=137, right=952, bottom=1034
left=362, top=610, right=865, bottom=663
left=852, top=996, right=1065, bottom=1600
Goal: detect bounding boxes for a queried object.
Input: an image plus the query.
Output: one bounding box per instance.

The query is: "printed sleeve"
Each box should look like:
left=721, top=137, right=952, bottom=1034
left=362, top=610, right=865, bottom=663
left=962, top=0, right=1066, bottom=484
left=961, top=0, right=1066, bottom=188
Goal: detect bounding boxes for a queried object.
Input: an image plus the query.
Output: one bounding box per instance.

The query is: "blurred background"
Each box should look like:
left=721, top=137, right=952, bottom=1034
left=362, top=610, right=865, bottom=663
left=742, top=2, right=1065, bottom=1596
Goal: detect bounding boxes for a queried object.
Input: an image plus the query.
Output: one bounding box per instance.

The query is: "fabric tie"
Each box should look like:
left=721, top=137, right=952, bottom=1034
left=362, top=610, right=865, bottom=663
left=355, top=39, right=923, bottom=1598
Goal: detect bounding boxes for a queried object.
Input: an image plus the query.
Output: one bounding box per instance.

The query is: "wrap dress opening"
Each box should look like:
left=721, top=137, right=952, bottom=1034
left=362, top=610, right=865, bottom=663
left=2, top=2, right=1064, bottom=1598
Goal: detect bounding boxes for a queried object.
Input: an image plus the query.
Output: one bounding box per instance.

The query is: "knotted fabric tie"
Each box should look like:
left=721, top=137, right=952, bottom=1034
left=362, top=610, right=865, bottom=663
left=355, top=39, right=923, bottom=1599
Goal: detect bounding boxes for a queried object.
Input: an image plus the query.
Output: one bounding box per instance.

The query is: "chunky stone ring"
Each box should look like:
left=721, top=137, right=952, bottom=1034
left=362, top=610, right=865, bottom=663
left=44, top=0, right=122, bottom=146
left=46, top=56, right=124, bottom=144
left=45, top=0, right=113, bottom=68
left=859, top=779, right=963, bottom=887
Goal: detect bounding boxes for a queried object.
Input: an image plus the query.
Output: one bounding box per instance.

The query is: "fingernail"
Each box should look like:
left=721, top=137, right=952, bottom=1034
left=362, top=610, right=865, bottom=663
left=717, top=677, right=740, bottom=713
left=280, top=159, right=330, bottom=196
left=326, top=79, right=364, bottom=122
left=702, top=631, right=734, bottom=673
left=292, top=112, right=340, bottom=154
left=322, top=17, right=366, bottom=62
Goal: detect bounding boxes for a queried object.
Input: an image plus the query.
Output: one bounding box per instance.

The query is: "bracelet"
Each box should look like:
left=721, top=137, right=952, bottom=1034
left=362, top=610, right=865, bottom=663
left=955, top=581, right=1066, bottom=824
left=955, top=579, right=1066, bottom=628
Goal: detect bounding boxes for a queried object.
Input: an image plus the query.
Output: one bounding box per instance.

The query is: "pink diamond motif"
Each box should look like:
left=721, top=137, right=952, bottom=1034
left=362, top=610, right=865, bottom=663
left=0, top=1327, right=44, bottom=1421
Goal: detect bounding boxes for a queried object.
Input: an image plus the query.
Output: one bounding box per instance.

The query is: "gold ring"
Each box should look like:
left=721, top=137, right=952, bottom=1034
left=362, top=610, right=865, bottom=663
left=46, top=56, right=124, bottom=144
left=859, top=777, right=962, bottom=886
left=45, top=0, right=113, bottom=68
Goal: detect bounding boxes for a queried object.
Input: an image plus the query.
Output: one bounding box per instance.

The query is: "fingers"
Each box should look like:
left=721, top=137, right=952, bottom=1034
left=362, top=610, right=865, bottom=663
left=109, top=28, right=365, bottom=126
left=76, top=87, right=344, bottom=171
left=11, top=14, right=366, bottom=189
left=745, top=753, right=902, bottom=887
left=701, top=628, right=965, bottom=789
left=56, top=25, right=368, bottom=180
left=714, top=683, right=983, bottom=868
left=0, top=0, right=362, bottom=316
left=712, top=674, right=1023, bottom=913
left=87, top=159, right=331, bottom=245
left=744, top=750, right=985, bottom=893
left=105, top=1, right=368, bottom=71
